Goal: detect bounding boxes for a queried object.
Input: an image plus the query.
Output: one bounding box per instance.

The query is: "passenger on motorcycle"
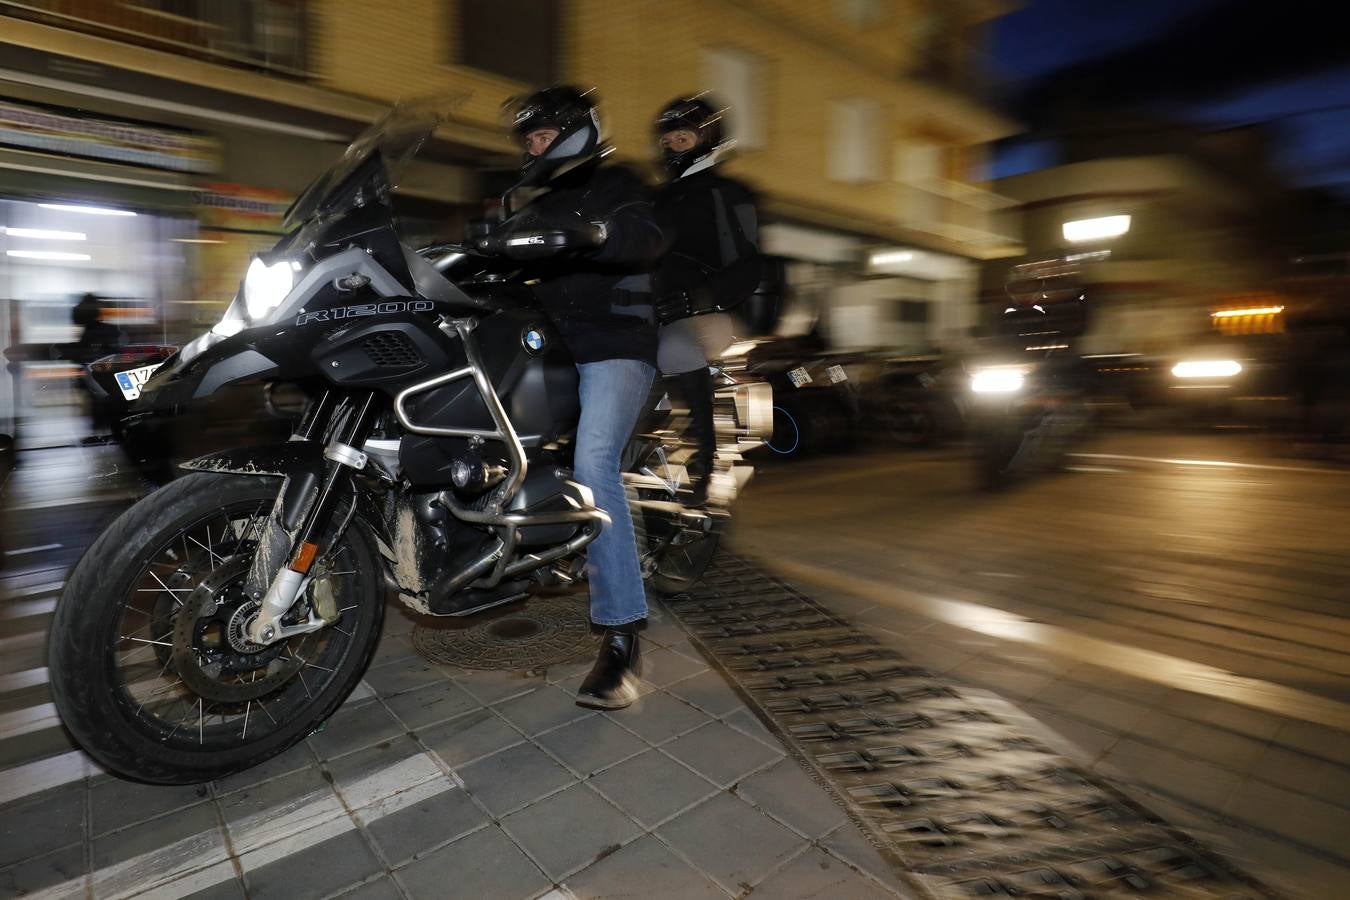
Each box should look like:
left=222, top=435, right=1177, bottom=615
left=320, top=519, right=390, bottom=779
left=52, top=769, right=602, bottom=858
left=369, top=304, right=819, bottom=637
left=651, top=96, right=761, bottom=506
left=501, top=86, right=664, bottom=709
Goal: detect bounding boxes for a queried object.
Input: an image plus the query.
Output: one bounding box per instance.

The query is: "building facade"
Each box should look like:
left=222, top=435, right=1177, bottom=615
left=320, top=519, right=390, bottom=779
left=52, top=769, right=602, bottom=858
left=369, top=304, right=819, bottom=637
left=988, top=141, right=1287, bottom=358
left=0, top=0, right=1020, bottom=360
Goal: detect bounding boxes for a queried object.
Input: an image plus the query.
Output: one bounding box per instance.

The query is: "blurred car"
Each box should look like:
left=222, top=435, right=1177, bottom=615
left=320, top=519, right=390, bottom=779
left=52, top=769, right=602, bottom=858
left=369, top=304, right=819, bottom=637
left=1118, top=335, right=1290, bottom=426
left=858, top=353, right=965, bottom=447
left=733, top=337, right=862, bottom=458
left=729, top=339, right=969, bottom=458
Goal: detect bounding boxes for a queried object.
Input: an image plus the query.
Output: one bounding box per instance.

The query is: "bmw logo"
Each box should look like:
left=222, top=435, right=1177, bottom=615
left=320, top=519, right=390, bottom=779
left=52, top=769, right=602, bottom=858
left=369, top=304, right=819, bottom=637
left=522, top=326, right=546, bottom=355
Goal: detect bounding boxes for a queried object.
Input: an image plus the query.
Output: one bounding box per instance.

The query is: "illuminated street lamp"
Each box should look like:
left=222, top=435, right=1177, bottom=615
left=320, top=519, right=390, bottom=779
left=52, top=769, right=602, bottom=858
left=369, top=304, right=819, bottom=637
left=1062, top=215, right=1130, bottom=243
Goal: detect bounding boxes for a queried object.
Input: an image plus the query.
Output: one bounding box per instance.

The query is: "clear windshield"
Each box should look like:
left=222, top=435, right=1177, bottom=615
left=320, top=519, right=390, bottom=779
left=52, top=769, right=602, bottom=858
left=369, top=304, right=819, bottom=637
left=281, top=92, right=467, bottom=230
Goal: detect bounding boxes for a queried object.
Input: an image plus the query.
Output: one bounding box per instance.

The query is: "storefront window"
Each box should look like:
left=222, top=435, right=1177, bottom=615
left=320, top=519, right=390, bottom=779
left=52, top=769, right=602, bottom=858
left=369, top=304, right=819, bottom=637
left=0, top=195, right=194, bottom=438
left=0, top=197, right=193, bottom=343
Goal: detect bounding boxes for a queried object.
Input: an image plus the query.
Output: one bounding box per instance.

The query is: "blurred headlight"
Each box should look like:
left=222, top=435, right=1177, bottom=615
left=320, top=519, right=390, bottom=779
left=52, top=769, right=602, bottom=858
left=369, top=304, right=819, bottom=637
left=243, top=257, right=298, bottom=321
left=1172, top=360, right=1241, bottom=379
left=970, top=367, right=1026, bottom=394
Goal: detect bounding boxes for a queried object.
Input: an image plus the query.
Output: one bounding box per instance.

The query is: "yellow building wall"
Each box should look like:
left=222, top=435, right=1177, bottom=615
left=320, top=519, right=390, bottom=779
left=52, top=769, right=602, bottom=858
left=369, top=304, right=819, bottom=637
left=305, top=0, right=1014, bottom=247
left=563, top=0, right=1011, bottom=241
left=306, top=0, right=525, bottom=153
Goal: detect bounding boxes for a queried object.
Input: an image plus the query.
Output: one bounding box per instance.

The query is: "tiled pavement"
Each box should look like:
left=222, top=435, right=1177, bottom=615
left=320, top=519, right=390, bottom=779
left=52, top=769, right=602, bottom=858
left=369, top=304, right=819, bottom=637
left=0, top=427, right=909, bottom=899
left=0, top=579, right=912, bottom=899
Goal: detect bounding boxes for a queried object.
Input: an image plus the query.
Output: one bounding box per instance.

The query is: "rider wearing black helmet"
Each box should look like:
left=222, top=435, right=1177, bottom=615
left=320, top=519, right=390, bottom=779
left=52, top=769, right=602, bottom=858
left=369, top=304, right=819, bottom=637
left=497, top=86, right=664, bottom=710
left=651, top=95, right=760, bottom=506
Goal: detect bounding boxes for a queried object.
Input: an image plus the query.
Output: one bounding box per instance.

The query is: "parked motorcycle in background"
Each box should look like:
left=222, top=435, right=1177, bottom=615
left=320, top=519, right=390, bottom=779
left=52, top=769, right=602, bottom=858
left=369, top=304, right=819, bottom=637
left=967, top=259, right=1093, bottom=489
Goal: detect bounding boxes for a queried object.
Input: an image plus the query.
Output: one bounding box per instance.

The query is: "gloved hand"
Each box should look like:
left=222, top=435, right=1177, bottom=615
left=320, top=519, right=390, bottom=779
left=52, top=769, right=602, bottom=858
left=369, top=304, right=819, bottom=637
left=474, top=231, right=552, bottom=260
left=654, top=291, right=692, bottom=325
left=655, top=288, right=717, bottom=325
left=476, top=215, right=607, bottom=260
left=523, top=210, right=608, bottom=247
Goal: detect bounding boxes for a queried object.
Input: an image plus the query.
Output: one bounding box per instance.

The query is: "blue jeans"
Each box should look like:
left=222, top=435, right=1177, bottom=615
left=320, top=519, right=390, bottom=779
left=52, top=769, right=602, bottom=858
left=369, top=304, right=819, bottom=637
left=575, top=358, right=656, bottom=626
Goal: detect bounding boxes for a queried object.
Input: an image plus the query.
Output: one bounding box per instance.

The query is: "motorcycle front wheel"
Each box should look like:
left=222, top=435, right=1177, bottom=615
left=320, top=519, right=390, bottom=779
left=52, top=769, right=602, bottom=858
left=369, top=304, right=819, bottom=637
left=48, top=472, right=384, bottom=784
left=974, top=413, right=1030, bottom=491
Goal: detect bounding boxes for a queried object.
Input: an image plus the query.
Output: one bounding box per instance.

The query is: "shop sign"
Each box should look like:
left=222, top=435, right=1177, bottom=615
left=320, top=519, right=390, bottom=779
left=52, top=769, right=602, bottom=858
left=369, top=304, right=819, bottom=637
left=0, top=99, right=217, bottom=174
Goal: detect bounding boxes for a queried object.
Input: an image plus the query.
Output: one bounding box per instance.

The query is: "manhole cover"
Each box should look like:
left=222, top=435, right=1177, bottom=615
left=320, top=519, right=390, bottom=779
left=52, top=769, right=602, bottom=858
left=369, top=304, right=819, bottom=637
left=412, top=593, right=600, bottom=670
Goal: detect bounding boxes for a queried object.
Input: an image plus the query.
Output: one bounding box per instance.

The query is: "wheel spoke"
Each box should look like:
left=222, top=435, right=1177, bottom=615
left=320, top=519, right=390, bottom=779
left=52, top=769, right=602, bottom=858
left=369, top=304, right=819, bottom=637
left=238, top=502, right=267, bottom=545
left=187, top=535, right=224, bottom=569
left=121, top=636, right=173, bottom=647
left=147, top=571, right=188, bottom=605
left=134, top=677, right=182, bottom=715
left=298, top=654, right=335, bottom=674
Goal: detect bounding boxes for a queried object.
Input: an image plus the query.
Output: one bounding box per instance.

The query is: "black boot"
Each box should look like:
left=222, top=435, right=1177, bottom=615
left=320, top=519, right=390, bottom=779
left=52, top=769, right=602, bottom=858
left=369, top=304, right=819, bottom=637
left=677, top=367, right=716, bottom=506
left=576, top=624, right=642, bottom=710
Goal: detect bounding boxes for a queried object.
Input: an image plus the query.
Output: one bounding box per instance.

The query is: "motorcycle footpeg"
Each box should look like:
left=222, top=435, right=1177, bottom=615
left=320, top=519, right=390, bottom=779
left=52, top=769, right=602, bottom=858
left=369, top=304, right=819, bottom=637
left=428, top=580, right=531, bottom=617
left=676, top=506, right=716, bottom=525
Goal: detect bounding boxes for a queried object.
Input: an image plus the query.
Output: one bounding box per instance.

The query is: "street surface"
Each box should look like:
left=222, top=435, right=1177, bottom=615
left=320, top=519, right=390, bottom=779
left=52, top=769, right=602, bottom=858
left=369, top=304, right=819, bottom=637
left=730, top=430, right=1350, bottom=899
left=0, top=427, right=1346, bottom=897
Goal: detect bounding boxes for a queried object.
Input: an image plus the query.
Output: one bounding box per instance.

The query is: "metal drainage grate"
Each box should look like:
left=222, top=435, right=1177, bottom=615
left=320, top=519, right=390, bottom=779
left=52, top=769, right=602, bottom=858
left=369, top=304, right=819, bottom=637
left=412, top=592, right=599, bottom=671
left=665, top=555, right=1281, bottom=899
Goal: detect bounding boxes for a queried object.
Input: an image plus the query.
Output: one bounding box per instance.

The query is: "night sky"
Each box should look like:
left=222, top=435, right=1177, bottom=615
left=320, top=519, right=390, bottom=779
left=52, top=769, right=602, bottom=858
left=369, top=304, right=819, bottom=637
left=989, top=0, right=1350, bottom=194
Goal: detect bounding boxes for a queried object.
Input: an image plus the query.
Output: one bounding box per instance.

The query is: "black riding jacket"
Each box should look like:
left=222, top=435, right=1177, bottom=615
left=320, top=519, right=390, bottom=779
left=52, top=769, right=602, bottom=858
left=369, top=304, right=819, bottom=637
left=653, top=167, right=760, bottom=314
left=510, top=162, right=664, bottom=365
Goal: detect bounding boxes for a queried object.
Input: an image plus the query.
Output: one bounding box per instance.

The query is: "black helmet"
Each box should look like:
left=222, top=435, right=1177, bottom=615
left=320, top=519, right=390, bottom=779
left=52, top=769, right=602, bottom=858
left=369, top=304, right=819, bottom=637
left=654, top=95, right=727, bottom=177
left=506, top=85, right=603, bottom=186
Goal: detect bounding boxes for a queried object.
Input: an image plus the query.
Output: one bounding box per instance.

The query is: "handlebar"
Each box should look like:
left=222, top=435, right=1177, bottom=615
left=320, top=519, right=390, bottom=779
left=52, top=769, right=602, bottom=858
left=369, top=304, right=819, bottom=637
left=475, top=224, right=605, bottom=261
left=418, top=222, right=605, bottom=277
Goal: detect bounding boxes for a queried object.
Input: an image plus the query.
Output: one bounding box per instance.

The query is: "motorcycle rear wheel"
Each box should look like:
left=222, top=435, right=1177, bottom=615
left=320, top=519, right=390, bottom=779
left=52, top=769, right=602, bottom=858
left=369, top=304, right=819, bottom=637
left=650, top=520, right=721, bottom=596
left=48, top=472, right=384, bottom=784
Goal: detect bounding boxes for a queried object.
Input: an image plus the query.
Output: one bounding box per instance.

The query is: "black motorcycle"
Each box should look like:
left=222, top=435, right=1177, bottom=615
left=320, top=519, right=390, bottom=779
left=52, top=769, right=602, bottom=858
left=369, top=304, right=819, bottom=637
left=967, top=353, right=1090, bottom=488
left=48, top=97, right=770, bottom=784
left=967, top=259, right=1092, bottom=489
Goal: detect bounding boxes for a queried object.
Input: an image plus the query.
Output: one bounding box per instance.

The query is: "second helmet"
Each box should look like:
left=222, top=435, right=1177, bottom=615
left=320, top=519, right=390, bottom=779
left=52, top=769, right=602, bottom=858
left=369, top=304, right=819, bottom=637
left=654, top=95, right=727, bottom=176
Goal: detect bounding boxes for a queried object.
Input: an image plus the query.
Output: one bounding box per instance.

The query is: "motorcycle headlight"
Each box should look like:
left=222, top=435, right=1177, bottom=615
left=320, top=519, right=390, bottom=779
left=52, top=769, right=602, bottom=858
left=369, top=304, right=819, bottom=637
left=243, top=257, right=299, bottom=322
left=970, top=367, right=1026, bottom=394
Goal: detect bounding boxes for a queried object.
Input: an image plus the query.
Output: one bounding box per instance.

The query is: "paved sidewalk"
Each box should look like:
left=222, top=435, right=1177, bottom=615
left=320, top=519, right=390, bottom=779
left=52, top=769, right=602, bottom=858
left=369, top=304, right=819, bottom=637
left=0, top=436, right=911, bottom=899
left=0, top=584, right=911, bottom=899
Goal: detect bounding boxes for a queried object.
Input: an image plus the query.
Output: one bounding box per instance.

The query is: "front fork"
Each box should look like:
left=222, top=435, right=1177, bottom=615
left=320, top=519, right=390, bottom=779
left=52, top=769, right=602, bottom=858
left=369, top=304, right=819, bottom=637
left=246, top=391, right=378, bottom=646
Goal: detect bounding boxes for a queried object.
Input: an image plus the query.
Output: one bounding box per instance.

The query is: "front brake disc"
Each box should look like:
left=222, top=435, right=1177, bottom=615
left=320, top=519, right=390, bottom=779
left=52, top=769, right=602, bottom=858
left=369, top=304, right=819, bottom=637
left=171, top=557, right=306, bottom=703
